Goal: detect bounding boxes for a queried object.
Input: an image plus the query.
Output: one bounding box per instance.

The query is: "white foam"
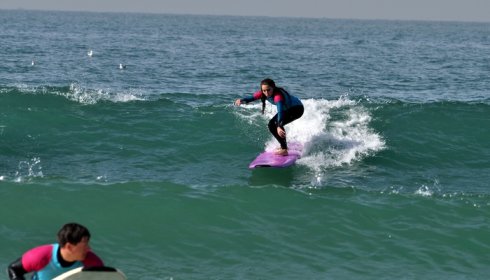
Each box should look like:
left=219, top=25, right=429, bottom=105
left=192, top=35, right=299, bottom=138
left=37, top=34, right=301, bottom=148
left=14, top=157, right=43, bottom=182
left=300, top=97, right=385, bottom=171
left=7, top=83, right=145, bottom=105
left=415, top=185, right=433, bottom=197
left=66, top=83, right=145, bottom=104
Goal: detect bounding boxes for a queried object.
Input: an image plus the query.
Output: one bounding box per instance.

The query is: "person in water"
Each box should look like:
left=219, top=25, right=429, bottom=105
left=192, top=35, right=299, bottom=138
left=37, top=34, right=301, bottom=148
left=235, top=78, right=304, bottom=155
left=7, top=223, right=104, bottom=280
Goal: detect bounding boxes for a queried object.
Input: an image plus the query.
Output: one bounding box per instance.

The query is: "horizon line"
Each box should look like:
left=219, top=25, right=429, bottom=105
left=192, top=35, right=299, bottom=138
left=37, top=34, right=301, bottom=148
left=1, top=7, right=489, bottom=24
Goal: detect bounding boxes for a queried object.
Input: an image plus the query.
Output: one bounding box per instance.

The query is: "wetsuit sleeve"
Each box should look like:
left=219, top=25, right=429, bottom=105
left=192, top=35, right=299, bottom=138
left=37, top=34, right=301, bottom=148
left=274, top=94, right=286, bottom=126
left=21, top=244, right=52, bottom=272
left=276, top=100, right=285, bottom=126
left=83, top=251, right=104, bottom=268
left=240, top=90, right=262, bottom=104
left=7, top=258, right=27, bottom=280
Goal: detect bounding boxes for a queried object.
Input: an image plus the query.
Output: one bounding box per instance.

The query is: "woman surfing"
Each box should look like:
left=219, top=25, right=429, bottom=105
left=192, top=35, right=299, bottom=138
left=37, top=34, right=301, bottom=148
left=235, top=78, right=304, bottom=156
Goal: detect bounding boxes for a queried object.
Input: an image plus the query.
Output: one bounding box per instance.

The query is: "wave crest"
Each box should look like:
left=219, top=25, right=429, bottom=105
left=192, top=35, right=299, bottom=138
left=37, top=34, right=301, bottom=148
left=1, top=84, right=146, bottom=104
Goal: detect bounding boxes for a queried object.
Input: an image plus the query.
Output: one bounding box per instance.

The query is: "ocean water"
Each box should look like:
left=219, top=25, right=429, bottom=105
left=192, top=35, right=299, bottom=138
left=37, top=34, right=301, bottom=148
left=1, top=10, right=490, bottom=279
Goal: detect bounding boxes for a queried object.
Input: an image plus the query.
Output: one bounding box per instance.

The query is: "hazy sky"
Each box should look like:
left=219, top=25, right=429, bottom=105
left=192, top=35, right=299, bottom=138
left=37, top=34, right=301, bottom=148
left=1, top=0, right=489, bottom=22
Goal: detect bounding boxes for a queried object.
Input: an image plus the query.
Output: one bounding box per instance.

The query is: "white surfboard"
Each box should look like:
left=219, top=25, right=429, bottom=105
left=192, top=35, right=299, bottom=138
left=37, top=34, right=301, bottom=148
left=53, top=266, right=127, bottom=280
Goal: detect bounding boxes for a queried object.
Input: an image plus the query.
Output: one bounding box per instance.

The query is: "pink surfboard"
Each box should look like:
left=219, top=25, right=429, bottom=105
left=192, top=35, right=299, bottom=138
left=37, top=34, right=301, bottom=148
left=249, top=142, right=303, bottom=169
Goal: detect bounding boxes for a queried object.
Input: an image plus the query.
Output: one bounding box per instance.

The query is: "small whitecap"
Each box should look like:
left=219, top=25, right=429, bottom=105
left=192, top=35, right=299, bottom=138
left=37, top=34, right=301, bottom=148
left=415, top=185, right=433, bottom=197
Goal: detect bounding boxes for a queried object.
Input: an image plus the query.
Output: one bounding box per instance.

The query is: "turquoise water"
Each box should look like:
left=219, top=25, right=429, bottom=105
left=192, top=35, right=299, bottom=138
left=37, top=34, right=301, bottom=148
left=1, top=10, right=489, bottom=279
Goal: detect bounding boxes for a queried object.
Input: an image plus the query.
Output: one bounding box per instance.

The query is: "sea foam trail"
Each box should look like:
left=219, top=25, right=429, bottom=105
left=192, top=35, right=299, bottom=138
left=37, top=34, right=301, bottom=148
left=236, top=96, right=385, bottom=172
left=3, top=83, right=146, bottom=105
left=67, top=83, right=146, bottom=104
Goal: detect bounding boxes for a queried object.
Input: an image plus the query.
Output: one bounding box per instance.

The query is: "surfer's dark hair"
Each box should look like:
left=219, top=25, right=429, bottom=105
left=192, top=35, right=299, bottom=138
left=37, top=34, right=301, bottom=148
left=259, top=78, right=292, bottom=114
left=57, top=223, right=91, bottom=246
left=260, top=78, right=276, bottom=114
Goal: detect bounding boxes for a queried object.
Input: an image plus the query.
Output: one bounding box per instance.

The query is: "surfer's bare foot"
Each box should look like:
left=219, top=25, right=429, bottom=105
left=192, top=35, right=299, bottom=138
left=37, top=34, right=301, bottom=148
left=275, top=148, right=288, bottom=156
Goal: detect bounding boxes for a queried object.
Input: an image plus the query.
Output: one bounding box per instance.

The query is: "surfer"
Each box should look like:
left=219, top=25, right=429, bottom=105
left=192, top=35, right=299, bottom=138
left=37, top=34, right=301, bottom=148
left=7, top=223, right=104, bottom=280
left=235, top=78, right=304, bottom=155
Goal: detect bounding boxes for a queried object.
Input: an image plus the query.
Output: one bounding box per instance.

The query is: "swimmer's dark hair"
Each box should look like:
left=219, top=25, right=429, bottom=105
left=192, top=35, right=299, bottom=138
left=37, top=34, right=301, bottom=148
left=260, top=78, right=276, bottom=114
left=57, top=223, right=91, bottom=246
